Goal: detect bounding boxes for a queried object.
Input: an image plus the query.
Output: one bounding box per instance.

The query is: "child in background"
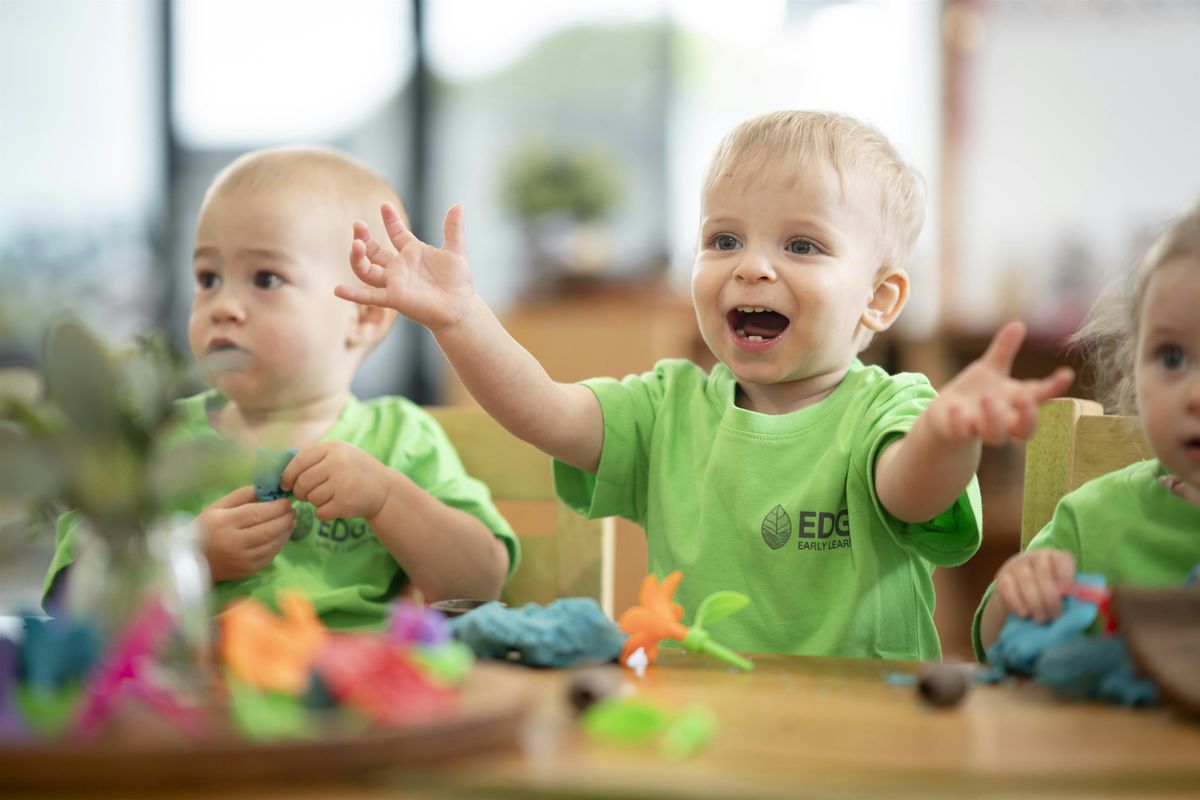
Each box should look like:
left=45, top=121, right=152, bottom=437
left=339, top=111, right=1072, bottom=659
left=45, top=147, right=518, bottom=630
left=973, top=204, right=1200, bottom=658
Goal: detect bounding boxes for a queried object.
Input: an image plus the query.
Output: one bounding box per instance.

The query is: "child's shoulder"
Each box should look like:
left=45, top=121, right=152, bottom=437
left=846, top=361, right=932, bottom=393
left=839, top=362, right=936, bottom=416
left=599, top=357, right=720, bottom=396
left=343, top=393, right=432, bottom=434
left=1066, top=458, right=1163, bottom=506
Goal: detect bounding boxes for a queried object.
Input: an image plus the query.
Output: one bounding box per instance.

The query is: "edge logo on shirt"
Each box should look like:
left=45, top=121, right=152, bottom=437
left=289, top=503, right=370, bottom=552
left=760, top=504, right=851, bottom=551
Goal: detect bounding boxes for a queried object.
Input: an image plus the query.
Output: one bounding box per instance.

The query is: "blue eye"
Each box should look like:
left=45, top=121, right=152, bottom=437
left=254, top=271, right=283, bottom=289
left=196, top=271, right=219, bottom=289
left=787, top=239, right=819, bottom=256
left=712, top=234, right=740, bottom=251
left=1158, top=345, right=1186, bottom=370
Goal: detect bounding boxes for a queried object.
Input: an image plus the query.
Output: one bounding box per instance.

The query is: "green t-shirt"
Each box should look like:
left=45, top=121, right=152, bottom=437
left=554, top=359, right=982, bottom=660
left=971, top=458, right=1200, bottom=661
left=44, top=391, right=519, bottom=631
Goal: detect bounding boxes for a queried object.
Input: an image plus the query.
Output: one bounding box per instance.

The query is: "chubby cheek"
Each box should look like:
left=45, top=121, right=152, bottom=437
left=1136, top=377, right=1170, bottom=459
left=186, top=309, right=207, bottom=363
left=690, top=273, right=726, bottom=342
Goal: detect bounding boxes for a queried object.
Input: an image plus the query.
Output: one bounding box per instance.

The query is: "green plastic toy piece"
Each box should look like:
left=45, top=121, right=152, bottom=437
left=681, top=590, right=753, bottom=671
left=662, top=705, right=716, bottom=759
left=582, top=697, right=717, bottom=759
left=581, top=697, right=670, bottom=744
left=410, top=640, right=475, bottom=686
left=226, top=674, right=315, bottom=741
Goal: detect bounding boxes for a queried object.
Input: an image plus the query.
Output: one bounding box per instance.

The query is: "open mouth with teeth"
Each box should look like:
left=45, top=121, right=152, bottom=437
left=727, top=306, right=791, bottom=343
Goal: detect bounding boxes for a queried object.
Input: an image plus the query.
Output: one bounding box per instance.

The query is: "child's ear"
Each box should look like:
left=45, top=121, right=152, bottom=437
left=347, top=302, right=396, bottom=349
left=861, top=268, right=909, bottom=332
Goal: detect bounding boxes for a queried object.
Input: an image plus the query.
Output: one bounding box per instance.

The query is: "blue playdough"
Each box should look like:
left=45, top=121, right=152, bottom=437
left=254, top=447, right=298, bottom=501
left=19, top=614, right=103, bottom=692
left=984, top=573, right=1106, bottom=676
left=982, top=573, right=1158, bottom=706
left=1035, top=636, right=1157, bottom=706
left=449, top=597, right=626, bottom=668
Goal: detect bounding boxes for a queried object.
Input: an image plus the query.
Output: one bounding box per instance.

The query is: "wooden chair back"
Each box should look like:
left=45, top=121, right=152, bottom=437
left=1020, top=397, right=1152, bottom=549
left=427, top=406, right=614, bottom=616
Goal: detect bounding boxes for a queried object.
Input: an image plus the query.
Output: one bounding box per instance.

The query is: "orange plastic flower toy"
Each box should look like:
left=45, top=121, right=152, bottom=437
left=618, top=571, right=752, bottom=671
left=219, top=592, right=328, bottom=694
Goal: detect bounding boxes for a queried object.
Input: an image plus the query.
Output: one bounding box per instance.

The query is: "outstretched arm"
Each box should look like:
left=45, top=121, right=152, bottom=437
left=334, top=203, right=603, bottom=472
left=875, top=321, right=1074, bottom=523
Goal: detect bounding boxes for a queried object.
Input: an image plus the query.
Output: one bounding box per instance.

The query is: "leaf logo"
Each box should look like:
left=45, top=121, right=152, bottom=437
left=291, top=504, right=315, bottom=541
left=761, top=505, right=792, bottom=550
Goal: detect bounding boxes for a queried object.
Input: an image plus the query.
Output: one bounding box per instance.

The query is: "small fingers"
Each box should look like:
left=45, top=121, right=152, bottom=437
left=979, top=395, right=1013, bottom=444
left=1050, top=549, right=1078, bottom=588
left=307, top=483, right=336, bottom=509
left=945, top=402, right=970, bottom=441
left=1032, top=553, right=1066, bottom=619
left=356, top=224, right=396, bottom=269
left=980, top=320, right=1027, bottom=374
left=240, top=506, right=297, bottom=547
left=996, top=572, right=1029, bottom=618
left=213, top=485, right=260, bottom=509
left=1013, top=564, right=1051, bottom=622
left=290, top=470, right=330, bottom=504
left=1029, top=366, right=1076, bottom=402
left=381, top=202, right=417, bottom=250
left=443, top=204, right=466, bottom=254
left=349, top=240, right=389, bottom=288
left=314, top=502, right=343, bottom=522
left=334, top=283, right=392, bottom=308
left=1007, top=393, right=1040, bottom=440
left=280, top=447, right=326, bottom=491
left=233, top=497, right=294, bottom=529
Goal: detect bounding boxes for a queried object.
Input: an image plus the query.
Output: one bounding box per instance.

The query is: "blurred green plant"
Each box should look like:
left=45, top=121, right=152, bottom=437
left=500, top=144, right=621, bottom=223
left=0, top=317, right=242, bottom=548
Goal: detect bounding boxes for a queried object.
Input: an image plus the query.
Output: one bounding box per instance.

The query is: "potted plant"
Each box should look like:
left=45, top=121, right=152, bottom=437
left=500, top=142, right=622, bottom=283
left=0, top=317, right=243, bottom=650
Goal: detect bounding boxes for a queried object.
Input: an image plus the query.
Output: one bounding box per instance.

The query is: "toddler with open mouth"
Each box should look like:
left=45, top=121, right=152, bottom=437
left=340, top=111, right=1072, bottom=659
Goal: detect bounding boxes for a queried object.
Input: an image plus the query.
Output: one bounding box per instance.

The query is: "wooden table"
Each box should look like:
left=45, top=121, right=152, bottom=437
left=29, top=653, right=1200, bottom=799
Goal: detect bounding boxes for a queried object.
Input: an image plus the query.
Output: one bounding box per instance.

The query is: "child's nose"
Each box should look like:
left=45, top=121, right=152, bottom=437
left=1187, top=374, right=1200, bottom=413
left=209, top=287, right=247, bottom=323
left=732, top=248, right=777, bottom=283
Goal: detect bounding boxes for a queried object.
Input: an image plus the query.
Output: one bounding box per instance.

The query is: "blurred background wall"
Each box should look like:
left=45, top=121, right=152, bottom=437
left=2, top=0, right=1199, bottom=656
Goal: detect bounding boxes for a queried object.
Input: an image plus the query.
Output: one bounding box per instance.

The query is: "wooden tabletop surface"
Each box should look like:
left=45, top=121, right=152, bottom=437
left=22, top=651, right=1200, bottom=799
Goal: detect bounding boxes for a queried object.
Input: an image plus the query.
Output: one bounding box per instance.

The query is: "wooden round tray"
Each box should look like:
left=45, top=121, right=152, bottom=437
left=0, top=662, right=532, bottom=790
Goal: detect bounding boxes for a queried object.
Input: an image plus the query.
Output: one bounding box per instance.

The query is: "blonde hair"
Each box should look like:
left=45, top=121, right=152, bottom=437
left=1070, top=203, right=1200, bottom=414
left=204, top=145, right=407, bottom=236
left=703, top=110, right=925, bottom=274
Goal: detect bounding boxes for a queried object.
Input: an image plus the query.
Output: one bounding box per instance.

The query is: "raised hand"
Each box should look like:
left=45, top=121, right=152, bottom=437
left=333, top=202, right=475, bottom=332
left=925, top=320, right=1075, bottom=446
left=280, top=441, right=393, bottom=522
left=994, top=547, right=1077, bottom=623
left=197, top=486, right=295, bottom=582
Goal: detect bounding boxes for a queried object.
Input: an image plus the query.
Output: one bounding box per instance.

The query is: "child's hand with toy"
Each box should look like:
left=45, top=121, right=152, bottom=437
left=198, top=487, right=295, bottom=582
left=281, top=441, right=393, bottom=522
left=994, top=547, right=1077, bottom=624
